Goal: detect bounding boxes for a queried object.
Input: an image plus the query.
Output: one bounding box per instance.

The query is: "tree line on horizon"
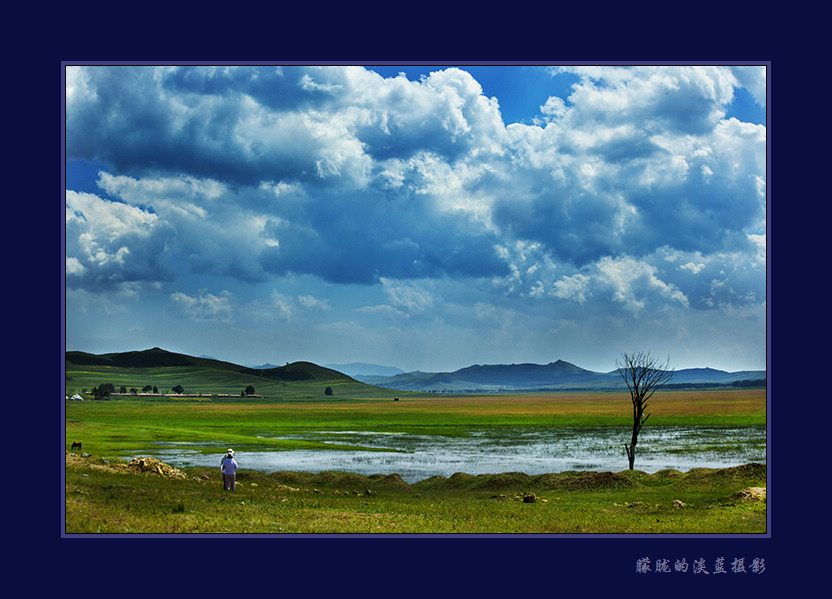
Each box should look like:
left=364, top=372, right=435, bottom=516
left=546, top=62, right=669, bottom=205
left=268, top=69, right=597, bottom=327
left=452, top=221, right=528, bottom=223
left=76, top=383, right=259, bottom=400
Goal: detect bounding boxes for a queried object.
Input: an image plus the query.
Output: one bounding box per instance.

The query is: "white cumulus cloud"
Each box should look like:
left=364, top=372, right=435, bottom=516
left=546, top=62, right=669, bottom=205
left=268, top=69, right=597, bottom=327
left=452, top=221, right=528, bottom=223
left=169, top=290, right=234, bottom=322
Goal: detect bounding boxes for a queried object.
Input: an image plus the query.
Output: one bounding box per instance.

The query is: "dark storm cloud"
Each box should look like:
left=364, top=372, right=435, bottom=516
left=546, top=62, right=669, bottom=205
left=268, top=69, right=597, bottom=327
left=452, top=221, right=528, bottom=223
left=65, top=190, right=177, bottom=291
left=66, top=66, right=504, bottom=190
left=67, top=66, right=361, bottom=187
left=257, top=187, right=510, bottom=284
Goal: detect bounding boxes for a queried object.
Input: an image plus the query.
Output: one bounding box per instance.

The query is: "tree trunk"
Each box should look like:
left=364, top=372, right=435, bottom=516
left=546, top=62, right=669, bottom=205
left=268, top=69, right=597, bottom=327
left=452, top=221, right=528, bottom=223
left=626, top=425, right=639, bottom=470
left=626, top=404, right=642, bottom=470
left=624, top=443, right=635, bottom=470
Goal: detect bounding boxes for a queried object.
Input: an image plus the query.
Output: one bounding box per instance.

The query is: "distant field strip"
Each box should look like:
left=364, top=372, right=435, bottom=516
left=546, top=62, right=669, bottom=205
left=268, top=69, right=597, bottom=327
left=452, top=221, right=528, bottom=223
left=65, top=389, right=765, bottom=457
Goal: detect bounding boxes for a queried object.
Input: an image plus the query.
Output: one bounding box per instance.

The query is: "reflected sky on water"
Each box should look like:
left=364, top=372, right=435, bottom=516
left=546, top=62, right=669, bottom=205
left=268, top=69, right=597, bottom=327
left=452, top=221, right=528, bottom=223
left=125, top=426, right=766, bottom=484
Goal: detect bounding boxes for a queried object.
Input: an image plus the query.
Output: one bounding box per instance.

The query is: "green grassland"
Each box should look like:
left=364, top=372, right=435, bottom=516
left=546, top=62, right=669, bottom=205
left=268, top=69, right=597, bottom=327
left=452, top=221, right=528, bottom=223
left=64, top=350, right=767, bottom=534
left=65, top=453, right=766, bottom=534
left=65, top=389, right=766, bottom=455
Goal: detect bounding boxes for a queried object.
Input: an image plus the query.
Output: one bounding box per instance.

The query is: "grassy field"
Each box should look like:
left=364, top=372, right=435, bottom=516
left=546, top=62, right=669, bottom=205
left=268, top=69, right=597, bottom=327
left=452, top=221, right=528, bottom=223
left=65, top=388, right=766, bottom=454
left=64, top=387, right=766, bottom=535
left=65, top=453, right=766, bottom=535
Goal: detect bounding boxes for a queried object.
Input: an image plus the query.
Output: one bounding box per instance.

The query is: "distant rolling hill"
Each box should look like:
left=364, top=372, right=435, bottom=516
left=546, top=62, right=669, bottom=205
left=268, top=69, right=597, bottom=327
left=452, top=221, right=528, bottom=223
left=245, top=361, right=353, bottom=382
left=66, top=347, right=353, bottom=382
left=67, top=347, right=200, bottom=368
left=65, top=348, right=766, bottom=395
left=358, top=360, right=766, bottom=392
left=64, top=348, right=363, bottom=397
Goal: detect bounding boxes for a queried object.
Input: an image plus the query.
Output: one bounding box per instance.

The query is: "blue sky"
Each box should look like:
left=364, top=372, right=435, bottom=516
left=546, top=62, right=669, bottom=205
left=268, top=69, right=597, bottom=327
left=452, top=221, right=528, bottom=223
left=64, top=64, right=767, bottom=373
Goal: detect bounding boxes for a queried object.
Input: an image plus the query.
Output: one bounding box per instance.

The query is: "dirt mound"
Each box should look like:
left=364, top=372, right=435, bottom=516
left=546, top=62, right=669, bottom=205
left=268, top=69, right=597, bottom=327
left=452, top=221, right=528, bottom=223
left=729, top=487, right=766, bottom=503
left=376, top=473, right=410, bottom=489
left=553, top=471, right=636, bottom=491
left=429, top=472, right=476, bottom=489
left=681, top=463, right=767, bottom=487
left=411, top=475, right=448, bottom=489
left=714, top=463, right=766, bottom=479
left=65, top=452, right=187, bottom=479
left=472, top=472, right=531, bottom=490
left=653, top=469, right=685, bottom=480
left=270, top=470, right=411, bottom=491
left=311, top=471, right=368, bottom=487
left=307, top=471, right=341, bottom=484
left=531, top=473, right=564, bottom=488
left=126, top=457, right=188, bottom=479
left=66, top=451, right=123, bottom=472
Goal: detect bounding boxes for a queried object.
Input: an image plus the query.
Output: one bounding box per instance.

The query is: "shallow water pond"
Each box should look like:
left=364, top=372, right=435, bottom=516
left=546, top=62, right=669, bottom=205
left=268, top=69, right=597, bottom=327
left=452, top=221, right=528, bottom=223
left=125, top=425, right=766, bottom=484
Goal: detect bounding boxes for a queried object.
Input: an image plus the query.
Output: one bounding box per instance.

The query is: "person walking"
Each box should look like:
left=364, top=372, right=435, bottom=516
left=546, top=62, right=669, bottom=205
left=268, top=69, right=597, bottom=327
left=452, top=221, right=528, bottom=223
left=220, top=449, right=234, bottom=489
left=221, top=449, right=238, bottom=491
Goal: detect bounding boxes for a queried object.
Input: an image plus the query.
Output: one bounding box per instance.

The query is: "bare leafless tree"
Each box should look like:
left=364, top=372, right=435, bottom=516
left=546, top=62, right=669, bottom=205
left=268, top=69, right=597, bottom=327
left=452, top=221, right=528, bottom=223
left=616, top=351, right=674, bottom=470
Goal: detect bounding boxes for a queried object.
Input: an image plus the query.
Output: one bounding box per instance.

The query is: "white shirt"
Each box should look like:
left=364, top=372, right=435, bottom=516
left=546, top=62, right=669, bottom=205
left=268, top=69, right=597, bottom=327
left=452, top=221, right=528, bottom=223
left=221, top=458, right=238, bottom=475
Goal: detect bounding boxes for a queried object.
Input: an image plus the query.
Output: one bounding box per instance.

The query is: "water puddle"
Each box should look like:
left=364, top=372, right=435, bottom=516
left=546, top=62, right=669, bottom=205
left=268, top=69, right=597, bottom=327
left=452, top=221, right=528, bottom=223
left=124, top=425, right=766, bottom=484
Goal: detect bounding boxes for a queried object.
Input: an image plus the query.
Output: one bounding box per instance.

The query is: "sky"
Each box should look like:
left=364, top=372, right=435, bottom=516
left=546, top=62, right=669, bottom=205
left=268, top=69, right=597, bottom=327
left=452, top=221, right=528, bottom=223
left=64, top=63, right=767, bottom=374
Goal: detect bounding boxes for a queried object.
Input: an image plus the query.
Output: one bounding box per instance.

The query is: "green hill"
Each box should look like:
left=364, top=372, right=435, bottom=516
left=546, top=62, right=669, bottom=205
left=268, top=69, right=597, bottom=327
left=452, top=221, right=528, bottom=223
left=66, top=347, right=199, bottom=368
left=65, top=348, right=390, bottom=400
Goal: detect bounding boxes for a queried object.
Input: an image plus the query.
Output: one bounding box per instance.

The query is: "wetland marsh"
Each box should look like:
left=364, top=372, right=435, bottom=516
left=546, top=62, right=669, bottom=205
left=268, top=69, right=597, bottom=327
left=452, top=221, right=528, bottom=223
left=129, top=425, right=766, bottom=483
left=65, top=388, right=767, bottom=534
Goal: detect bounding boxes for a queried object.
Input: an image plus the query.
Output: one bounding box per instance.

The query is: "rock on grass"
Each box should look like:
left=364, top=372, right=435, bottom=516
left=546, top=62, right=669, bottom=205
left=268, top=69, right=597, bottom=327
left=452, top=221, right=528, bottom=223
left=729, top=487, right=766, bottom=503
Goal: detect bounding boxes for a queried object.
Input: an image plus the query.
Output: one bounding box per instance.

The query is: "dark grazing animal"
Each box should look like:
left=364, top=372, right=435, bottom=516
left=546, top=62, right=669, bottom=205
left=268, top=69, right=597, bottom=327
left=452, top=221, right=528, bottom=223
left=71, top=441, right=82, bottom=451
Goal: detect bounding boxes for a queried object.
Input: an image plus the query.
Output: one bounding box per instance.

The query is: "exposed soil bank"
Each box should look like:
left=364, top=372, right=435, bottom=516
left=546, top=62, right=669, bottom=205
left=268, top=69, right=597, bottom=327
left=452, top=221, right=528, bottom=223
left=67, top=451, right=766, bottom=495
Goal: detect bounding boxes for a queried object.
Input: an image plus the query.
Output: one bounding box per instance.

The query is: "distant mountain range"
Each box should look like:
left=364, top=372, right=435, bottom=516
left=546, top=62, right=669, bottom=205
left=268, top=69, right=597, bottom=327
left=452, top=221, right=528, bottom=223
left=66, top=348, right=766, bottom=394
left=353, top=360, right=766, bottom=392
left=323, top=363, right=406, bottom=378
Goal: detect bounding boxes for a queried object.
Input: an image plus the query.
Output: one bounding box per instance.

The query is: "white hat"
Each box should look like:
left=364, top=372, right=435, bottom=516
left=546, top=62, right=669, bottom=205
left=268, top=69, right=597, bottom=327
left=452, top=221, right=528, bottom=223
left=227, top=448, right=234, bottom=455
